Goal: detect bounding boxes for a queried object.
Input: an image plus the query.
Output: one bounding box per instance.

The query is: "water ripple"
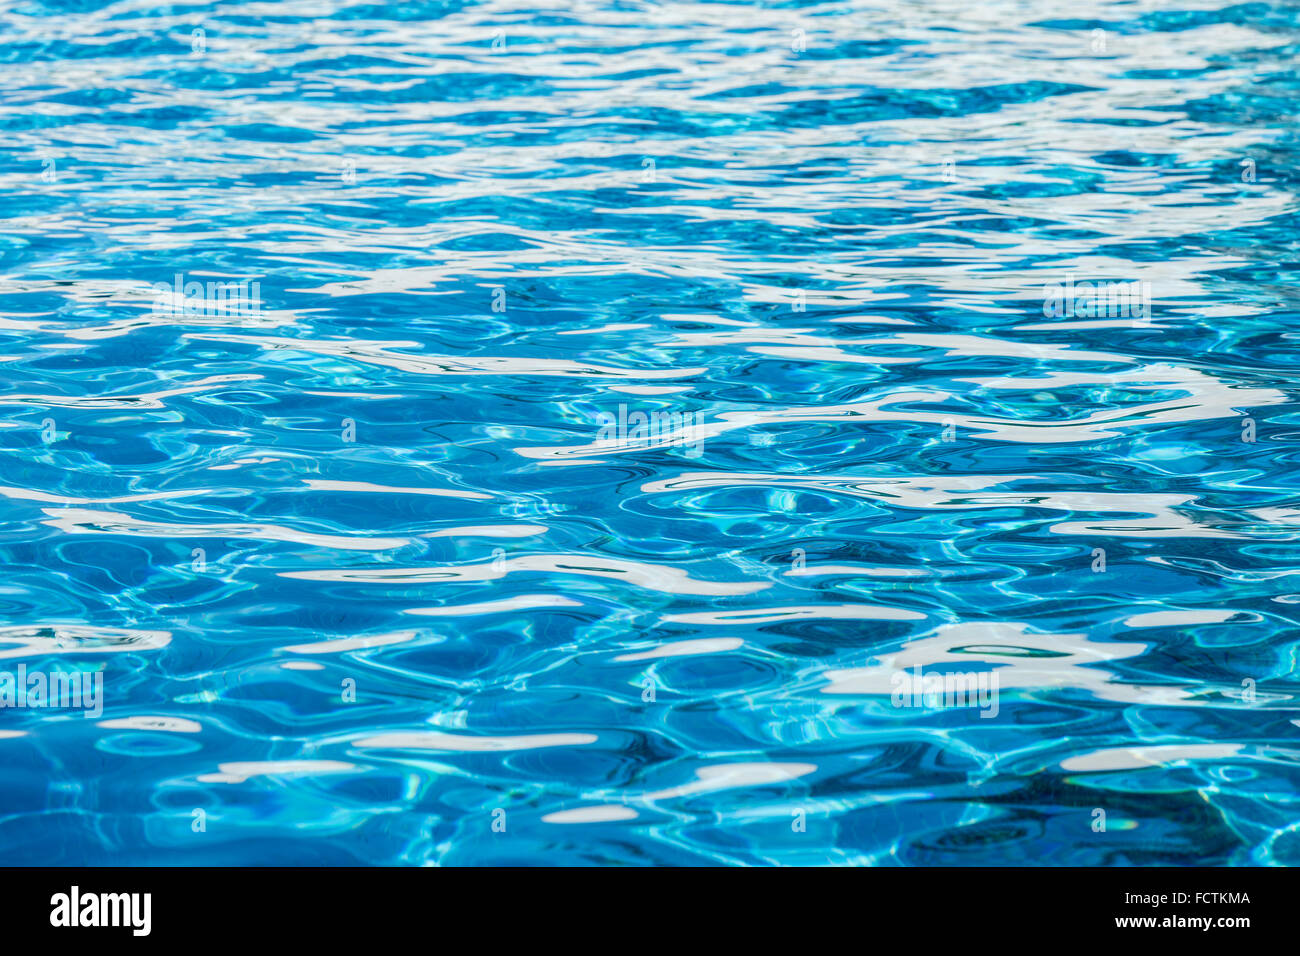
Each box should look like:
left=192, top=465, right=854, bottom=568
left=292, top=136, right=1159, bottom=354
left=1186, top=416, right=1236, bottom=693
left=1, top=0, right=1298, bottom=865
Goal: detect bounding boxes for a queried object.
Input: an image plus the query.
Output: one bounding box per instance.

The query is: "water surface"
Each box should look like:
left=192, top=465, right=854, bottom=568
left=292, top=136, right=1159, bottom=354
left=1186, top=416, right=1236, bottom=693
left=1, top=0, right=1298, bottom=865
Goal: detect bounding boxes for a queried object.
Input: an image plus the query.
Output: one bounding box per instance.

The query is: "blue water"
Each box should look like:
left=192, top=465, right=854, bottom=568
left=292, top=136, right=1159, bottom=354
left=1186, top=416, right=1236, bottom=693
left=1, top=0, right=1298, bottom=866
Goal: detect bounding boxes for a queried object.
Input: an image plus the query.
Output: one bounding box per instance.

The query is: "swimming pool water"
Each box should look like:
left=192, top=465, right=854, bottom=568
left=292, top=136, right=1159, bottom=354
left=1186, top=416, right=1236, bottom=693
left=0, top=0, right=1298, bottom=865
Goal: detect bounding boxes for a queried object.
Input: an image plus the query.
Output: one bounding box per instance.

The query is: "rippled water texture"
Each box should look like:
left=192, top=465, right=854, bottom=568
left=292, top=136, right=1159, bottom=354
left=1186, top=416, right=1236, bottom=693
left=1, top=0, right=1298, bottom=866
